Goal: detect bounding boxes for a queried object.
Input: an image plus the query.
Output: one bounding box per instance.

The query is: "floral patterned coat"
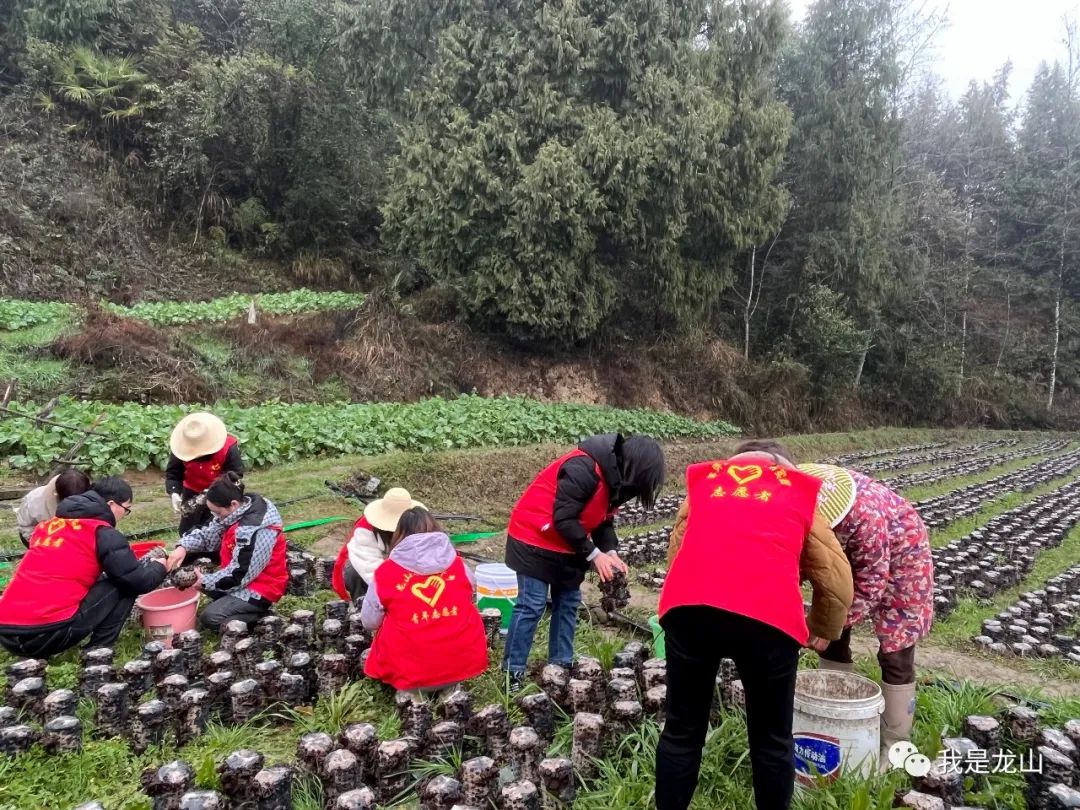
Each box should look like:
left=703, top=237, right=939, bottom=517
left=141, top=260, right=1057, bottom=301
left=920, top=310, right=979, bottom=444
left=834, top=471, right=934, bottom=653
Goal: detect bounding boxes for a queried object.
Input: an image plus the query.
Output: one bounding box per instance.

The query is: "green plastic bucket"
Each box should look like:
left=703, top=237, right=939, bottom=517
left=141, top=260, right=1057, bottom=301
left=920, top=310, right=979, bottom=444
left=649, top=614, right=665, bottom=659
left=475, top=563, right=518, bottom=630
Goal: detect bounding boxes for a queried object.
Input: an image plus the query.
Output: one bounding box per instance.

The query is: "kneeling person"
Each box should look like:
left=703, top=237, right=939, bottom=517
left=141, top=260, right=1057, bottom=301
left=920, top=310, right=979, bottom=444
left=15, top=467, right=92, bottom=547
left=0, top=477, right=166, bottom=658
left=362, top=507, right=488, bottom=697
left=166, top=473, right=288, bottom=631
left=331, top=488, right=423, bottom=601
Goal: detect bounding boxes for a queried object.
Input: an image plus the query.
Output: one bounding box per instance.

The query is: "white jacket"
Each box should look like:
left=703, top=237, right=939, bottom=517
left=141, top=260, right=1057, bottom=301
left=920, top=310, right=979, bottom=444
left=346, top=521, right=389, bottom=585
left=15, top=476, right=59, bottom=539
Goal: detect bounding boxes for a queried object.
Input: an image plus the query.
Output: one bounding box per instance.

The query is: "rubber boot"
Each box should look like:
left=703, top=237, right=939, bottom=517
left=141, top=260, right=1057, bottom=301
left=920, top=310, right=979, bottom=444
left=879, top=682, right=916, bottom=771
left=817, top=658, right=854, bottom=673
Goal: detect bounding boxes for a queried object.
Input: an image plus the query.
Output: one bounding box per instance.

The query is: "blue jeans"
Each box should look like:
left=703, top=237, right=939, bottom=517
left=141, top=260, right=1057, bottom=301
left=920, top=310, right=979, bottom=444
left=503, top=574, right=582, bottom=674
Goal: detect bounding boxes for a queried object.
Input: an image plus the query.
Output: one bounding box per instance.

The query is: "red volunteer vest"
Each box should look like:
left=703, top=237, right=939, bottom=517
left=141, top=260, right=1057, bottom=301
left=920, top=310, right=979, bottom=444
left=364, top=555, right=488, bottom=690
left=332, top=516, right=376, bottom=601
left=183, top=435, right=238, bottom=493
left=0, top=517, right=111, bottom=627
left=221, top=519, right=288, bottom=603
left=658, top=460, right=822, bottom=644
left=507, top=450, right=614, bottom=554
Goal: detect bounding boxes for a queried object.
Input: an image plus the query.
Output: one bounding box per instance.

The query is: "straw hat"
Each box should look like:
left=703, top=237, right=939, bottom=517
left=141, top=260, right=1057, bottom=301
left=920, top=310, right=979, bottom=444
left=364, top=487, right=426, bottom=532
left=170, top=412, right=228, bottom=461
left=797, top=463, right=857, bottom=528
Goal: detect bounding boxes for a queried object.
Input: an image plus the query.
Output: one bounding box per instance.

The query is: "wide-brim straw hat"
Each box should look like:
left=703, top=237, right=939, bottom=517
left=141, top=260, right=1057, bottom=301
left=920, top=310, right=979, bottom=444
left=797, top=463, right=857, bottom=528
left=170, top=412, right=228, bottom=461
left=364, top=487, right=426, bottom=532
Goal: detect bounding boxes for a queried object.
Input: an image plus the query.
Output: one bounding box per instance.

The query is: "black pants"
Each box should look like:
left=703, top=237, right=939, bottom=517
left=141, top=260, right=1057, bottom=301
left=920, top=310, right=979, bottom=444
left=821, top=626, right=916, bottom=685
left=656, top=606, right=800, bottom=810
left=200, top=593, right=271, bottom=632
left=342, top=561, right=368, bottom=600
left=0, top=579, right=135, bottom=658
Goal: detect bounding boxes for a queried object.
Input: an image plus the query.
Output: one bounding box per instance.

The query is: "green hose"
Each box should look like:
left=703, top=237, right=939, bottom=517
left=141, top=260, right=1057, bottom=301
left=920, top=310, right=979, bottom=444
left=450, top=531, right=500, bottom=545
left=283, top=517, right=349, bottom=533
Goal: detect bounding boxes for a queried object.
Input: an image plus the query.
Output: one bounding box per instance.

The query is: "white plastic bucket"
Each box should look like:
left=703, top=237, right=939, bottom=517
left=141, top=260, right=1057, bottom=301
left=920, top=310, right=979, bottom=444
left=792, top=669, right=884, bottom=786
left=475, top=563, right=518, bottom=631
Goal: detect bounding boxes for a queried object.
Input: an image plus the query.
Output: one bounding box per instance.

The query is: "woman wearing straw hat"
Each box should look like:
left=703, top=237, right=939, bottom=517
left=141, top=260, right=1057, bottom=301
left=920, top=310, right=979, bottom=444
left=798, top=462, right=934, bottom=761
left=165, top=412, right=244, bottom=536
left=331, top=487, right=425, bottom=601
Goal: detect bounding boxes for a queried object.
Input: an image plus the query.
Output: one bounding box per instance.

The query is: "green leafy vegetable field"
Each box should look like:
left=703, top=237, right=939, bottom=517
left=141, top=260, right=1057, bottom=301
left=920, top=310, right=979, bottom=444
left=0, top=395, right=739, bottom=475
left=0, top=290, right=366, bottom=331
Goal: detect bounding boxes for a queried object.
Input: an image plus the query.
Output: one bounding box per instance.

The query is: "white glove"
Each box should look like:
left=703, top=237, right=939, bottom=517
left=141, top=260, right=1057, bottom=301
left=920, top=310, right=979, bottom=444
left=171, top=493, right=183, bottom=513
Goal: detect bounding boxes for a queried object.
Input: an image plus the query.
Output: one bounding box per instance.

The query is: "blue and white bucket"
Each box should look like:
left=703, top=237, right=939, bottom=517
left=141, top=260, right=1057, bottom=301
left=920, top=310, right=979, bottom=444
left=792, top=669, right=884, bottom=786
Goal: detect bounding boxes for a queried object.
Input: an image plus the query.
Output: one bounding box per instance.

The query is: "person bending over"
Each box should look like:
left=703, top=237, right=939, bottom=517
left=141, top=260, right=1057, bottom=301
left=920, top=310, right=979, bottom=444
left=165, top=411, right=244, bottom=536
left=503, top=433, right=665, bottom=690
left=15, top=468, right=92, bottom=547
left=657, top=440, right=852, bottom=810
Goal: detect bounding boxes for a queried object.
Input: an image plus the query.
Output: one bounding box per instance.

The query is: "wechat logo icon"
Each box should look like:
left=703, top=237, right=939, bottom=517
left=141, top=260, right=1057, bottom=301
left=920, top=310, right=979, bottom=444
left=888, top=741, right=933, bottom=777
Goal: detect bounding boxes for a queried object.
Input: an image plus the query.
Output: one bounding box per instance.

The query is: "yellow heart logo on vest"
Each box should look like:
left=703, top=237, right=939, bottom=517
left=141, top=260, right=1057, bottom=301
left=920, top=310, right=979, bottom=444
left=410, top=575, right=447, bottom=607
left=727, top=465, right=763, bottom=486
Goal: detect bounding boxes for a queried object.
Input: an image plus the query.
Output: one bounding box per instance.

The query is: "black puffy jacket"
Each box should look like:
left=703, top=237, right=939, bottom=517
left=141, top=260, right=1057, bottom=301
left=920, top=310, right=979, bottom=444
left=506, top=433, right=640, bottom=588
left=61, top=491, right=167, bottom=595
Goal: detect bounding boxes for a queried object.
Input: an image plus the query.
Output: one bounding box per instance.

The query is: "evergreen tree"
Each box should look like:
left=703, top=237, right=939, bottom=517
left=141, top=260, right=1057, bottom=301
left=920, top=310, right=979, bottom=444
left=900, top=68, right=1017, bottom=396
left=1009, top=33, right=1080, bottom=411
left=774, top=0, right=907, bottom=387
left=382, top=0, right=791, bottom=341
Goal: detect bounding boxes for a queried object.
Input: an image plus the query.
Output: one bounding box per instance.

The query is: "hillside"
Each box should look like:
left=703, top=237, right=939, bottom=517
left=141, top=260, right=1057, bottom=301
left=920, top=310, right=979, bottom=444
left=1, top=5, right=1077, bottom=434
left=0, top=99, right=294, bottom=302
left=0, top=97, right=817, bottom=432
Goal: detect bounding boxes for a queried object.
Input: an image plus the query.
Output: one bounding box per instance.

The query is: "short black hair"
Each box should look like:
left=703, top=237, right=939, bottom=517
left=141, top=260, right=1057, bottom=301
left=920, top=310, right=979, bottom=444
left=734, top=439, right=796, bottom=464
left=206, top=472, right=246, bottom=507
left=93, top=476, right=133, bottom=505
left=56, top=469, right=91, bottom=501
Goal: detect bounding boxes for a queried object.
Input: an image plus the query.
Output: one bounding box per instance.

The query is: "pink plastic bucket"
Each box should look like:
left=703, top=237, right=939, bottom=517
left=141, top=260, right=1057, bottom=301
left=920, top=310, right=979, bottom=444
left=135, top=587, right=200, bottom=648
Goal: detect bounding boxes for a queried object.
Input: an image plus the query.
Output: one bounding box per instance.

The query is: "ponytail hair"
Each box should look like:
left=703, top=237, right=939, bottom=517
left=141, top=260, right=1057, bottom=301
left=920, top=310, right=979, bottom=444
left=206, top=471, right=246, bottom=507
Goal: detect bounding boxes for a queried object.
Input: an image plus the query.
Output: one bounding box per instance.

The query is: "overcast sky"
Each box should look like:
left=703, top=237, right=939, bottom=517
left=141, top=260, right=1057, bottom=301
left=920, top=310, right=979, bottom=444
left=786, top=0, right=1080, bottom=103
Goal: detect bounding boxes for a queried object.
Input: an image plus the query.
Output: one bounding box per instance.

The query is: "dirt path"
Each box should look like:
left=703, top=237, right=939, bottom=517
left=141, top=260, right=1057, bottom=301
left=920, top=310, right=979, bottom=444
left=850, top=636, right=1080, bottom=698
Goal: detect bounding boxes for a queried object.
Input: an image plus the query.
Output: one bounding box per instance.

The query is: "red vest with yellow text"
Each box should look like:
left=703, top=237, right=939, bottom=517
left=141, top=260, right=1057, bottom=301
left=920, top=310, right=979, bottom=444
left=658, top=460, right=822, bottom=644
left=220, top=519, right=288, bottom=603
left=507, top=450, right=613, bottom=554
left=183, top=435, right=238, bottom=493
left=0, top=517, right=110, bottom=627
left=364, top=555, right=488, bottom=690
left=332, top=515, right=376, bottom=601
